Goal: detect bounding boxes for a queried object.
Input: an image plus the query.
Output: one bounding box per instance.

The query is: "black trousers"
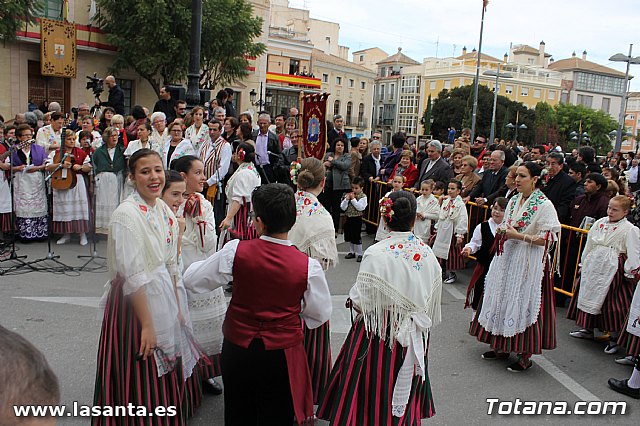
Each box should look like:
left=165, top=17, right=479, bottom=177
left=221, top=338, right=294, bottom=426
left=327, top=189, right=345, bottom=232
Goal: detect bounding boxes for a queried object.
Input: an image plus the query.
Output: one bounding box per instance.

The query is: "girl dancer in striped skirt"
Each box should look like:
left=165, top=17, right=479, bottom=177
left=568, top=195, right=640, bottom=354
left=288, top=158, right=339, bottom=404
left=318, top=190, right=442, bottom=425
left=93, top=149, right=203, bottom=425
left=470, top=162, right=561, bottom=372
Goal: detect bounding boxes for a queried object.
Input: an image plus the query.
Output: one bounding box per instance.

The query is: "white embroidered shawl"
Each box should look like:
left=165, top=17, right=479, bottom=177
left=289, top=191, right=338, bottom=270
left=350, top=232, right=442, bottom=417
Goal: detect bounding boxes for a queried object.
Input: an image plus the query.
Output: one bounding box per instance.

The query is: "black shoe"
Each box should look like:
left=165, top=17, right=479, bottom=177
left=507, top=359, right=533, bottom=372
left=482, top=350, right=509, bottom=360
left=203, top=378, right=223, bottom=395
left=345, top=253, right=356, bottom=259
left=608, top=378, right=640, bottom=399
left=224, top=284, right=233, bottom=294
left=356, top=255, right=363, bottom=262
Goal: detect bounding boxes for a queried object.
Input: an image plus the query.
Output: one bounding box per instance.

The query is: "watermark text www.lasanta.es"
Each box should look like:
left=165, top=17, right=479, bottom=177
left=14, top=402, right=177, bottom=418
left=486, top=398, right=627, bottom=415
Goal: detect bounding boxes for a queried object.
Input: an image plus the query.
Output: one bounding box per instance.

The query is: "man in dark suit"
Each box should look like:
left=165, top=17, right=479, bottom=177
left=413, top=140, right=453, bottom=188
left=327, top=115, right=345, bottom=153
left=470, top=150, right=509, bottom=205
left=252, top=113, right=282, bottom=184
left=98, top=75, right=125, bottom=115
left=153, top=86, right=177, bottom=124
left=542, top=152, right=577, bottom=224
left=224, top=88, right=237, bottom=118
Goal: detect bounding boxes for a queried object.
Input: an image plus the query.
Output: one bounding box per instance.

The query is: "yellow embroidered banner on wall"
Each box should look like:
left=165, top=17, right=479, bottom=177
left=40, top=18, right=77, bottom=78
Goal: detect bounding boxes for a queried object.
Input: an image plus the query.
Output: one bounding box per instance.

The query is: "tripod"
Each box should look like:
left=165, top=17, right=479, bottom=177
left=77, top=151, right=106, bottom=270
left=26, top=127, right=75, bottom=273
left=0, top=137, right=31, bottom=275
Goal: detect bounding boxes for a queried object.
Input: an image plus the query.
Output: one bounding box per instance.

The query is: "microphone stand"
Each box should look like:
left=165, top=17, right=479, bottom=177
left=0, top=138, right=31, bottom=275
left=26, top=126, right=75, bottom=273
left=77, top=150, right=106, bottom=270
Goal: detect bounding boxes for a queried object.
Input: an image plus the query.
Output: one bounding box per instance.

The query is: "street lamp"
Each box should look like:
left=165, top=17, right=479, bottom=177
left=483, top=65, right=513, bottom=144
left=506, top=122, right=527, bottom=142
left=569, top=130, right=590, bottom=149
left=185, top=0, right=203, bottom=108
left=249, top=82, right=272, bottom=110
left=609, top=44, right=640, bottom=152
left=608, top=129, right=633, bottom=149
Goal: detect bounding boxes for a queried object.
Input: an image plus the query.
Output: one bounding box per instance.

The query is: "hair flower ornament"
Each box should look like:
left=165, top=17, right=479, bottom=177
left=379, top=197, right=394, bottom=222
left=237, top=148, right=245, bottom=162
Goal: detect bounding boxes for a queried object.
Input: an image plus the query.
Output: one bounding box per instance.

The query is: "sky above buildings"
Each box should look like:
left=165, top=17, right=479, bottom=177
left=291, top=0, right=640, bottom=90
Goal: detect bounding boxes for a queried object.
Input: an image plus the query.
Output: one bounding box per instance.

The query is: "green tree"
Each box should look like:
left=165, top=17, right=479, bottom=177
left=0, top=0, right=43, bottom=42
left=94, top=0, right=190, bottom=95
left=422, top=94, right=432, bottom=135
left=533, top=102, right=556, bottom=145
left=554, top=103, right=618, bottom=155
left=200, top=0, right=266, bottom=89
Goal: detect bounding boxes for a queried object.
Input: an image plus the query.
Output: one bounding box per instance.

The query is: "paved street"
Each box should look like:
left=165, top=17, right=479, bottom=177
left=0, top=234, right=637, bottom=425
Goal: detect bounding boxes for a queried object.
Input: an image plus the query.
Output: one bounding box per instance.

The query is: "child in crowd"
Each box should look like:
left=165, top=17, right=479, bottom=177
left=375, top=174, right=405, bottom=242
left=433, top=181, right=446, bottom=200
left=568, top=195, right=640, bottom=355
left=414, top=179, right=440, bottom=242
left=341, top=176, right=368, bottom=262
left=432, top=179, right=468, bottom=284
left=462, top=197, right=508, bottom=312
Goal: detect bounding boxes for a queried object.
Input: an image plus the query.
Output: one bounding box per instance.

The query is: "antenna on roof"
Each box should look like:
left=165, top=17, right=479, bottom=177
left=435, top=36, right=439, bottom=58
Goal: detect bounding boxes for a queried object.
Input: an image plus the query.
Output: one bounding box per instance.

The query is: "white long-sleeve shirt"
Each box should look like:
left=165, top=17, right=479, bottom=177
left=340, top=194, right=368, bottom=212
left=183, top=235, right=332, bottom=329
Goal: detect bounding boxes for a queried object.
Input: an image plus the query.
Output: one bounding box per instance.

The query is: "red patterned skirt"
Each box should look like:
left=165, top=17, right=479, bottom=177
left=52, top=219, right=90, bottom=234
left=221, top=201, right=258, bottom=247
left=469, top=261, right=556, bottom=355
left=93, top=282, right=201, bottom=425
left=618, top=328, right=640, bottom=358
left=303, top=321, right=332, bottom=404
left=317, top=319, right=435, bottom=426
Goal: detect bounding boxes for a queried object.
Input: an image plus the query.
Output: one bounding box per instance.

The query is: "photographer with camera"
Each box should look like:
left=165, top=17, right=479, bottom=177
left=95, top=75, right=125, bottom=115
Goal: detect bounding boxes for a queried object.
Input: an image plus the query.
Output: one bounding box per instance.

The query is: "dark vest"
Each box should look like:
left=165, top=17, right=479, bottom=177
left=224, top=238, right=309, bottom=350
left=475, top=221, right=496, bottom=267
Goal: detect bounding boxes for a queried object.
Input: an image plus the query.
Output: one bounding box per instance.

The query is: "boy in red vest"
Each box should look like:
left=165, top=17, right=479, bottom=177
left=184, top=183, right=332, bottom=425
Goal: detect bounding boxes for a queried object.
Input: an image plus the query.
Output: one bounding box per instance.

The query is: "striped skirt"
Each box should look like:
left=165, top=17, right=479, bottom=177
left=93, top=283, right=200, bottom=425
left=52, top=219, right=90, bottom=234
left=566, top=256, right=635, bottom=334
left=317, top=319, right=435, bottom=426
left=199, top=354, right=222, bottom=378
left=469, top=261, right=556, bottom=355
left=304, top=321, right=332, bottom=404
left=618, top=328, right=640, bottom=358
left=0, top=212, right=11, bottom=233
left=446, top=239, right=466, bottom=271
left=221, top=202, right=258, bottom=248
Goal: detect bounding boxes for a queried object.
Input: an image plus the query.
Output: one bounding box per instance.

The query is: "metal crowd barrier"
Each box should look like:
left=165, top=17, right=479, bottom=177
left=363, top=180, right=588, bottom=297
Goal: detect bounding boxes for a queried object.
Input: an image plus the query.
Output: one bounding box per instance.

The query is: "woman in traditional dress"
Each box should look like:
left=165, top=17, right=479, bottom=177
left=76, top=115, right=103, bottom=149
left=184, top=106, right=209, bottom=155
left=567, top=195, right=640, bottom=354
left=93, top=127, right=126, bottom=233
left=163, top=121, right=196, bottom=170
left=0, top=126, right=12, bottom=237
left=470, top=161, right=561, bottom=372
left=288, top=157, right=338, bottom=404
left=150, top=111, right=169, bottom=150
left=171, top=155, right=226, bottom=395
left=45, top=129, right=91, bottom=245
left=12, top=124, right=48, bottom=241
left=318, top=190, right=441, bottom=425
left=93, top=149, right=203, bottom=425
left=219, top=142, right=261, bottom=246
left=123, top=123, right=160, bottom=201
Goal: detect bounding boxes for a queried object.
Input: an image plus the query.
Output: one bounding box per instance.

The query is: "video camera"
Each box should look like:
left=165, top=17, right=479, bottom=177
left=86, top=73, right=104, bottom=97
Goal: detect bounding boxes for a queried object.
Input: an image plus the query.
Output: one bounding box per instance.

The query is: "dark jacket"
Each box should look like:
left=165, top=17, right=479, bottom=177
left=414, top=156, right=453, bottom=189
left=153, top=98, right=176, bottom=124
left=101, top=84, right=125, bottom=115
left=469, top=166, right=508, bottom=201
left=360, top=154, right=381, bottom=181
left=225, top=101, right=237, bottom=119
left=327, top=127, right=345, bottom=153
left=569, top=192, right=609, bottom=228
left=542, top=170, right=577, bottom=224
left=251, top=129, right=282, bottom=163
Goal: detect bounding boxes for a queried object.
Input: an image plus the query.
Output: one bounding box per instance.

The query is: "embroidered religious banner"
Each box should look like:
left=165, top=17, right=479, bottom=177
left=40, top=18, right=77, bottom=78
left=301, top=93, right=330, bottom=160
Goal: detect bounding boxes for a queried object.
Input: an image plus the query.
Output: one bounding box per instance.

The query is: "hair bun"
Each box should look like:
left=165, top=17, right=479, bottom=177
left=297, top=170, right=315, bottom=189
